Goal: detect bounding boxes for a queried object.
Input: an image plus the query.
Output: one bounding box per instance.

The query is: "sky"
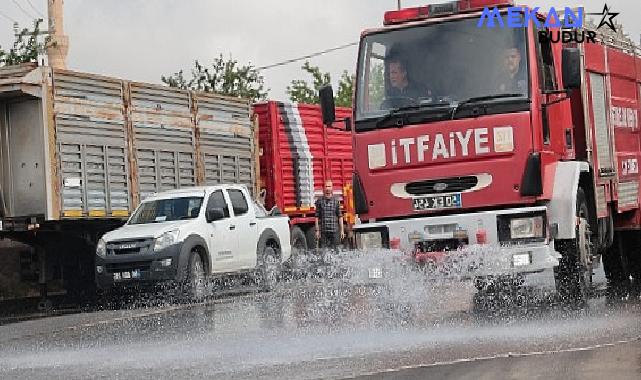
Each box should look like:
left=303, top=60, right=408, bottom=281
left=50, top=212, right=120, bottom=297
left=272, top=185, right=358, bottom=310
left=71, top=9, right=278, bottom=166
left=0, top=0, right=639, bottom=101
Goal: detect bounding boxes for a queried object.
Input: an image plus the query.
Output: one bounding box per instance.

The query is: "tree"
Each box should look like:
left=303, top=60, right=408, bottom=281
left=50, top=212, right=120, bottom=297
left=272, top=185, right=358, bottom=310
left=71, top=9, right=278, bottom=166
left=162, top=55, right=267, bottom=103
left=366, top=63, right=385, bottom=109
left=0, top=19, right=46, bottom=67
left=286, top=61, right=355, bottom=107
left=336, top=70, right=355, bottom=108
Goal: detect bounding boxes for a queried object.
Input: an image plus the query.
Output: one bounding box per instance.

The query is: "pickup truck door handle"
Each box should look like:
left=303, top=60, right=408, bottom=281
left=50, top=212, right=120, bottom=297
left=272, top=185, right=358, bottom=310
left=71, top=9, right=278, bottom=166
left=249, top=221, right=257, bottom=226
left=229, top=225, right=236, bottom=230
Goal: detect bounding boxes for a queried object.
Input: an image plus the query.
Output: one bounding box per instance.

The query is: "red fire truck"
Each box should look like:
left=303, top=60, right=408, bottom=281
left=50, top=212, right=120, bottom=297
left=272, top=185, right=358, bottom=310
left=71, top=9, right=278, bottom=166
left=254, top=101, right=353, bottom=251
left=320, top=0, right=640, bottom=305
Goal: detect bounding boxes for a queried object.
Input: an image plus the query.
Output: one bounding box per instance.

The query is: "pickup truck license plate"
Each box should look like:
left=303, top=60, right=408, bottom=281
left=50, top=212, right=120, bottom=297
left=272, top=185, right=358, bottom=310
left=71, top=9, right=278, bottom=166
left=413, top=194, right=462, bottom=211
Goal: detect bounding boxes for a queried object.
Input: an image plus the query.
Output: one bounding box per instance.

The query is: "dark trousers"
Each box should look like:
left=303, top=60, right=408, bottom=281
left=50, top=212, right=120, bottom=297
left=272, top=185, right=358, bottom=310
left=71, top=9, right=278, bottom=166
left=320, top=232, right=341, bottom=250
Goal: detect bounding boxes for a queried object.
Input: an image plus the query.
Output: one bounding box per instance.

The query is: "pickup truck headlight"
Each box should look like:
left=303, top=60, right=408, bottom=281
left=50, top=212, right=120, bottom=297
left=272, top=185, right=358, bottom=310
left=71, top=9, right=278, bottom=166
left=154, top=230, right=180, bottom=252
left=510, top=216, right=544, bottom=240
left=96, top=238, right=106, bottom=257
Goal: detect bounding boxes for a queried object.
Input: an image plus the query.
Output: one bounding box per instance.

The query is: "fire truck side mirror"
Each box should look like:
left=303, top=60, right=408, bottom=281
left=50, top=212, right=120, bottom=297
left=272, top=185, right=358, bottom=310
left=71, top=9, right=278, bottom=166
left=343, top=117, right=352, bottom=132
left=562, top=48, right=581, bottom=90
left=319, top=85, right=336, bottom=125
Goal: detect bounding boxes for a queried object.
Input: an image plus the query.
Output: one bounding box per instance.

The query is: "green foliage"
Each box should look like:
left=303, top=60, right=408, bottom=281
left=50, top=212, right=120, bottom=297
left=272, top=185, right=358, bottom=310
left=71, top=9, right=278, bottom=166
left=0, top=19, right=46, bottom=67
left=162, top=55, right=267, bottom=103
left=287, top=61, right=354, bottom=107
left=286, top=61, right=331, bottom=105
left=367, top=63, right=385, bottom=108
left=336, top=70, right=355, bottom=108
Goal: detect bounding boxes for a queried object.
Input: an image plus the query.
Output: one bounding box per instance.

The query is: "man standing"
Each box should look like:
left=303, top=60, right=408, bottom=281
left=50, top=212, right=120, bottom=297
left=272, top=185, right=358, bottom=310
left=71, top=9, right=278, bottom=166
left=315, top=180, right=345, bottom=250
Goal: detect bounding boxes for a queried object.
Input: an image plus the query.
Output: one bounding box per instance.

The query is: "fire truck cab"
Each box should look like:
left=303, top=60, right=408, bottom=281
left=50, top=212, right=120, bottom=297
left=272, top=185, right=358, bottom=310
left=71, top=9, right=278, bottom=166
left=321, top=0, right=640, bottom=306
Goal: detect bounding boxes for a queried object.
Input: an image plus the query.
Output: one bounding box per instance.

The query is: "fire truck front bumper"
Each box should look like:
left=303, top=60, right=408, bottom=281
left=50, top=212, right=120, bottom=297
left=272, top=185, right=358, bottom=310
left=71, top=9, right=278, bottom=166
left=353, top=206, right=562, bottom=277
left=454, top=243, right=561, bottom=277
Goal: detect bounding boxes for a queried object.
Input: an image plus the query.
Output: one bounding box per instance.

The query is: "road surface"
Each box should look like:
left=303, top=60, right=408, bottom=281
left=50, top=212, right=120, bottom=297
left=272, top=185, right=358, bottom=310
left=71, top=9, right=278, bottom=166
left=0, top=258, right=640, bottom=379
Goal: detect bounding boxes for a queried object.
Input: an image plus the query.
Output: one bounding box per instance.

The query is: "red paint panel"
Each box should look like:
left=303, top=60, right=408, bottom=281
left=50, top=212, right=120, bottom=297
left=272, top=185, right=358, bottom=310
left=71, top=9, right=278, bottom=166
left=581, top=43, right=641, bottom=227
left=584, top=43, right=606, bottom=73
left=354, top=112, right=533, bottom=221
left=608, top=47, right=636, bottom=80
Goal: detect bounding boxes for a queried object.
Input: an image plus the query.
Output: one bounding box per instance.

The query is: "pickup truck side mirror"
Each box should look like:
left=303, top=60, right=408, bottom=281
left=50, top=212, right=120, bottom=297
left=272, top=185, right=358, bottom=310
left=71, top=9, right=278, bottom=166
left=319, top=85, right=336, bottom=125
left=206, top=208, right=225, bottom=222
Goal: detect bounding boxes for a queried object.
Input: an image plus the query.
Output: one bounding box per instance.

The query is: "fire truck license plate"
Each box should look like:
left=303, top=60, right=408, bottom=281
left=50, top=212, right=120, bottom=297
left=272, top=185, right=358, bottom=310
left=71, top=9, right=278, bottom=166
left=413, top=194, right=462, bottom=211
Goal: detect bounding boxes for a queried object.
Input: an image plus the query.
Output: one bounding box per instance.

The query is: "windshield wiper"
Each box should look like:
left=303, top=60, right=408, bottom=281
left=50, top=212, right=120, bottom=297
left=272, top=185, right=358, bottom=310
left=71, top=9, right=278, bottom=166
left=451, top=93, right=525, bottom=119
left=375, top=102, right=452, bottom=129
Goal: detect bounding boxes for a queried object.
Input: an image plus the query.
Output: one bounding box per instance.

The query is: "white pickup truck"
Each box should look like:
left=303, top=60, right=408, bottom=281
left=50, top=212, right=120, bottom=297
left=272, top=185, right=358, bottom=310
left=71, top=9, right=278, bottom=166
left=95, top=184, right=291, bottom=299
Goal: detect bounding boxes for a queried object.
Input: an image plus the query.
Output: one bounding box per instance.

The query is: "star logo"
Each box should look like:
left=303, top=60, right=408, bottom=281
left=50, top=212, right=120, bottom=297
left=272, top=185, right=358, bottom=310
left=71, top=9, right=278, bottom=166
left=588, top=4, right=619, bottom=32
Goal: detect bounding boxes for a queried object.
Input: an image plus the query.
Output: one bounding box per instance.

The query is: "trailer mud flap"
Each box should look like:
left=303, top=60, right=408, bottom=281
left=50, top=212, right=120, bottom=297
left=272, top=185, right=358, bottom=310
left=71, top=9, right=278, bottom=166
left=520, top=152, right=542, bottom=197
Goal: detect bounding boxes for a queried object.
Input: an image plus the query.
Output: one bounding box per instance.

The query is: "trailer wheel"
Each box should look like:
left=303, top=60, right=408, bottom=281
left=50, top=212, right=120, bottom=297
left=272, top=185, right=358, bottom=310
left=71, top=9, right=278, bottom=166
left=305, top=227, right=318, bottom=250
left=291, top=226, right=308, bottom=254
left=288, top=226, right=308, bottom=278
left=554, top=188, right=591, bottom=308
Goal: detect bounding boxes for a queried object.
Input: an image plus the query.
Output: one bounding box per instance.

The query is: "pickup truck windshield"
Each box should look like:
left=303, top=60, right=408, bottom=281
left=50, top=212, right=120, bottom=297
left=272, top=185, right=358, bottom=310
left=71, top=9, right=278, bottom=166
left=129, top=196, right=204, bottom=225
left=355, top=16, right=529, bottom=130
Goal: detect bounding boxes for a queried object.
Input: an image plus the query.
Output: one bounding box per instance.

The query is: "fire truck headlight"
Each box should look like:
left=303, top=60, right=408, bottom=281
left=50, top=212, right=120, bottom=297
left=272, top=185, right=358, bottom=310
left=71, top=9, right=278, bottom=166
left=356, top=230, right=384, bottom=250
left=510, top=216, right=544, bottom=240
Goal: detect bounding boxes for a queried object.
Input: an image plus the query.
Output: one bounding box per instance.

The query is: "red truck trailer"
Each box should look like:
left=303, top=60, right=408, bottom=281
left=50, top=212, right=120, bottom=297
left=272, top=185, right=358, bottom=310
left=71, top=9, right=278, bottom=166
left=254, top=101, right=353, bottom=251
left=319, top=0, right=640, bottom=306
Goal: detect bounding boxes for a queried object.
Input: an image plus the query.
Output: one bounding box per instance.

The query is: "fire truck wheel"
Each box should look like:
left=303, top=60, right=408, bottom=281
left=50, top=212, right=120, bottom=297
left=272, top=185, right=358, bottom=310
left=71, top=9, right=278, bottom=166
left=471, top=276, right=526, bottom=315
left=603, top=233, right=631, bottom=303
left=554, top=188, right=591, bottom=308
left=603, top=232, right=629, bottom=282
left=621, top=232, right=641, bottom=291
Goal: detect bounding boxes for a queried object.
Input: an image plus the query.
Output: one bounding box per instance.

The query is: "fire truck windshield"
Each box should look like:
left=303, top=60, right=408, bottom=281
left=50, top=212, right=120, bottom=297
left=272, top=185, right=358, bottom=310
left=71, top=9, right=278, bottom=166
left=354, top=17, right=529, bottom=131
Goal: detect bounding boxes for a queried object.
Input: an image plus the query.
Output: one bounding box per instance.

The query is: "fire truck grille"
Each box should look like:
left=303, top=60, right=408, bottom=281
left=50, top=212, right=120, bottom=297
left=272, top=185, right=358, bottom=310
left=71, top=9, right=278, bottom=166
left=405, top=176, right=478, bottom=195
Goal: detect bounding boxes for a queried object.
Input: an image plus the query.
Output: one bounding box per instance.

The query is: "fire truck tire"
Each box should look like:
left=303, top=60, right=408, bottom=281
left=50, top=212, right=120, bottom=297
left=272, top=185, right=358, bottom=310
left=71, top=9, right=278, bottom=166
left=603, top=231, right=632, bottom=302
left=471, top=276, right=526, bottom=315
left=305, top=226, right=318, bottom=250
left=603, top=232, right=629, bottom=284
left=623, top=233, right=641, bottom=284
left=554, top=188, right=591, bottom=308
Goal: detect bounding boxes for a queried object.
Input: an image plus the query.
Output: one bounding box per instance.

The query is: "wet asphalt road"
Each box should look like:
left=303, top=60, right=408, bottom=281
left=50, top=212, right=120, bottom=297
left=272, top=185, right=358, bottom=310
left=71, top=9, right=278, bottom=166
left=1, top=256, right=640, bottom=379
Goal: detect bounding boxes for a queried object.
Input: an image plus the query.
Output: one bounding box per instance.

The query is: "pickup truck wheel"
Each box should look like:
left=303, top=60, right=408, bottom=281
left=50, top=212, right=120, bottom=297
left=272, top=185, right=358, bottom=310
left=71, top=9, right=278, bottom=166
left=554, top=188, right=591, bottom=309
left=256, top=245, right=280, bottom=291
left=183, top=250, right=207, bottom=302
